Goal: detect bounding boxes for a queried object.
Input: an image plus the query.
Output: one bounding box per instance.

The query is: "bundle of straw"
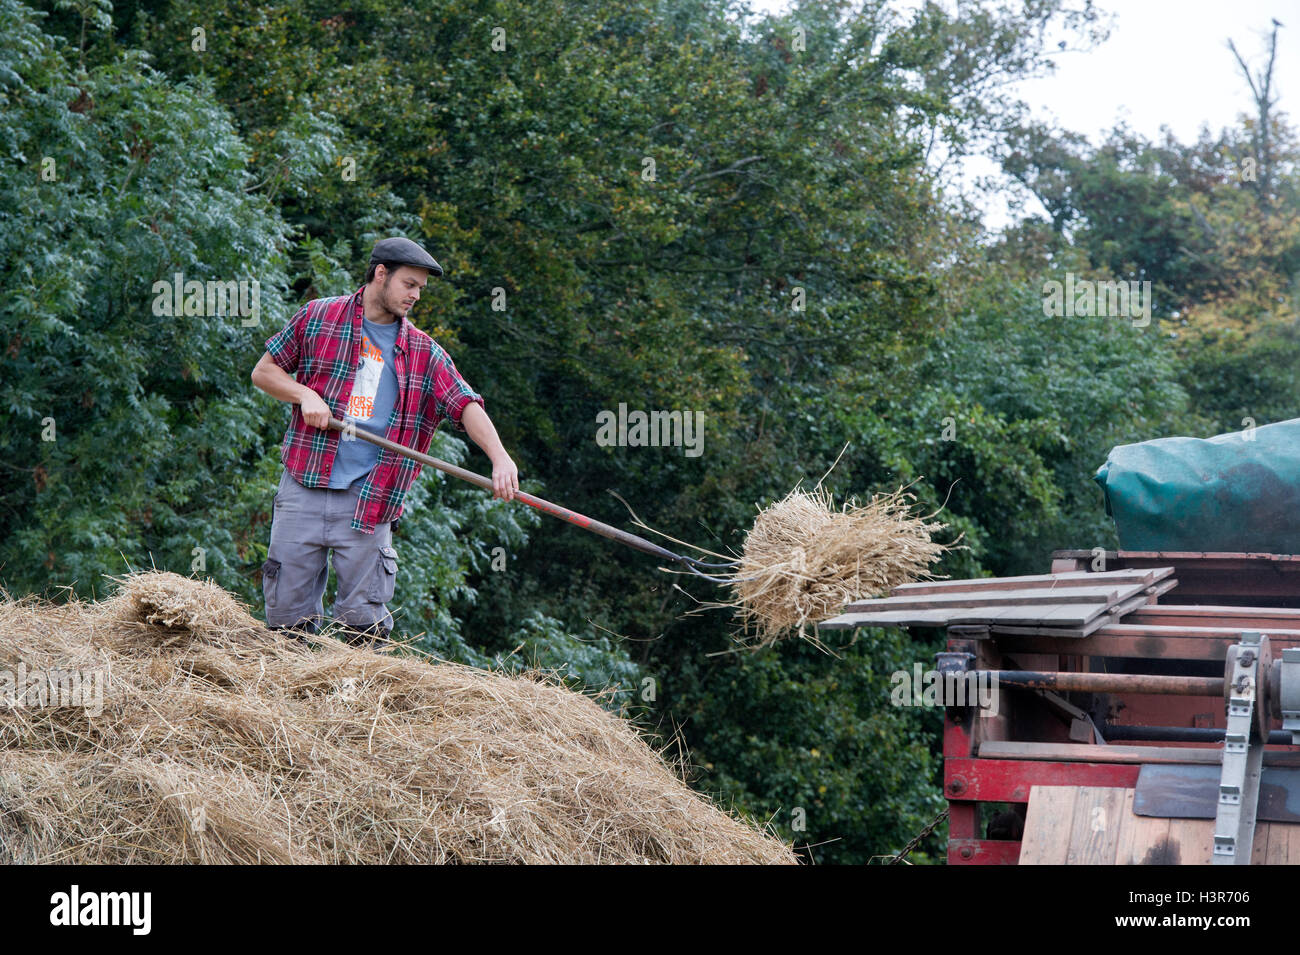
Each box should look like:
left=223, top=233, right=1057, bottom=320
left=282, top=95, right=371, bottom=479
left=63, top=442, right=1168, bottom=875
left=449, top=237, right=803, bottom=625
left=725, top=486, right=951, bottom=646
left=0, top=571, right=794, bottom=864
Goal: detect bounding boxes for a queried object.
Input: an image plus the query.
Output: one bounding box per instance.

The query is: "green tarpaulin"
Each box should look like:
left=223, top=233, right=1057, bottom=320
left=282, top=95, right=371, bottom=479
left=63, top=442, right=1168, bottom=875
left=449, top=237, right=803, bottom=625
left=1095, top=419, right=1300, bottom=554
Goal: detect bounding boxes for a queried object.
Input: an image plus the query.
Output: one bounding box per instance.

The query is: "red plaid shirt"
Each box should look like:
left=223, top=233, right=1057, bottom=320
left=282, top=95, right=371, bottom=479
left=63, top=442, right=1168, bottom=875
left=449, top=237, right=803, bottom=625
left=265, top=286, right=484, bottom=533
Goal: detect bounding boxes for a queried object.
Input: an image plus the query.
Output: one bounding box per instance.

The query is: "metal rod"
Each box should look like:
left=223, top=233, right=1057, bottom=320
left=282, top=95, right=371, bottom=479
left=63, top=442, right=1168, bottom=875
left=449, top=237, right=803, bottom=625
left=1102, top=724, right=1295, bottom=745
left=982, top=670, right=1224, bottom=696
left=323, top=417, right=729, bottom=575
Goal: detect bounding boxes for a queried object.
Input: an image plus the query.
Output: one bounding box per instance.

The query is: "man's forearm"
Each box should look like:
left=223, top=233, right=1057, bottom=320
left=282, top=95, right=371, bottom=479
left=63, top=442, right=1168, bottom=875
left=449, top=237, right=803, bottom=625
left=460, top=401, right=508, bottom=462
left=252, top=361, right=315, bottom=405
left=461, top=401, right=518, bottom=500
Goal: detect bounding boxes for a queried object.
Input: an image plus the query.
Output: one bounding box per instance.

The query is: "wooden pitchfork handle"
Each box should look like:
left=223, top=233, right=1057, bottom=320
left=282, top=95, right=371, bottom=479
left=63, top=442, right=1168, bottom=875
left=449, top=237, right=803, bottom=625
left=323, top=416, right=734, bottom=578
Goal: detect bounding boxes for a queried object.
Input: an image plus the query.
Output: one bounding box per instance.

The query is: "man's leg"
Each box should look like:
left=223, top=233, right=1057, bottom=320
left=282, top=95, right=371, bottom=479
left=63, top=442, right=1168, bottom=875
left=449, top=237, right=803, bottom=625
left=327, top=483, right=396, bottom=644
left=263, top=469, right=330, bottom=634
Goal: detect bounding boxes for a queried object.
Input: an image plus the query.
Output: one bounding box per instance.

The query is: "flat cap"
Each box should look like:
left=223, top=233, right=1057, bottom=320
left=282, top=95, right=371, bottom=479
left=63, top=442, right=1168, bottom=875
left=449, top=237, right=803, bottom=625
left=369, top=236, right=443, bottom=277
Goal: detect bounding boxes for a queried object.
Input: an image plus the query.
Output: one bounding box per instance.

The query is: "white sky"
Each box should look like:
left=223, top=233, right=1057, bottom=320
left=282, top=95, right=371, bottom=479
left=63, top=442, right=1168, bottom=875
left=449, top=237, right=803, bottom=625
left=741, top=0, right=1299, bottom=228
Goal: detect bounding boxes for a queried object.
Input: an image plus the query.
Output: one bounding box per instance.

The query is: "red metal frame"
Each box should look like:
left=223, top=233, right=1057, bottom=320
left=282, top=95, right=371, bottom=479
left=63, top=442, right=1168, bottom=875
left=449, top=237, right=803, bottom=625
left=940, top=551, right=1300, bottom=864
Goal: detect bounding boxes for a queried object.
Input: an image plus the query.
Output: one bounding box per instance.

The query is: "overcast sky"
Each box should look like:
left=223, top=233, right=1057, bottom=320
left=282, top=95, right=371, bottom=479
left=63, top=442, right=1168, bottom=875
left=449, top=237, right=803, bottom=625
left=740, top=0, right=1297, bottom=228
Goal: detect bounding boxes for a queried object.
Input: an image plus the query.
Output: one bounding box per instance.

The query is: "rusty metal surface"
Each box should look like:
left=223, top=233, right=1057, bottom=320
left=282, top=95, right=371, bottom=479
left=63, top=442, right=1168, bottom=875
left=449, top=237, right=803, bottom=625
left=1135, top=763, right=1300, bottom=824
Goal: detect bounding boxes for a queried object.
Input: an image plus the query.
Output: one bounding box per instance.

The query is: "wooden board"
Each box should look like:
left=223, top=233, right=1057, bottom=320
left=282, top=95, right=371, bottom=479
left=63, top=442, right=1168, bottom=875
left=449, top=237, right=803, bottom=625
left=824, top=571, right=1175, bottom=635
left=882, top=566, right=1172, bottom=600
left=1261, top=821, right=1300, bottom=864
left=844, top=585, right=1128, bottom=612
left=1019, top=786, right=1296, bottom=864
left=1018, top=786, right=1077, bottom=864
left=1127, top=605, right=1300, bottom=629
left=822, top=600, right=1128, bottom=630
left=1101, top=623, right=1300, bottom=639
left=975, top=581, right=1180, bottom=638
left=1065, top=786, right=1128, bottom=864
left=1113, top=789, right=1172, bottom=864
left=979, top=740, right=1300, bottom=767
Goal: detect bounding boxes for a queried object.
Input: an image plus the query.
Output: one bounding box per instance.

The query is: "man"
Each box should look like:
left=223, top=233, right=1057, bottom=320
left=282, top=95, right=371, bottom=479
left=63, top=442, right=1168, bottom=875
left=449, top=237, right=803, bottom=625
left=251, top=236, right=518, bottom=644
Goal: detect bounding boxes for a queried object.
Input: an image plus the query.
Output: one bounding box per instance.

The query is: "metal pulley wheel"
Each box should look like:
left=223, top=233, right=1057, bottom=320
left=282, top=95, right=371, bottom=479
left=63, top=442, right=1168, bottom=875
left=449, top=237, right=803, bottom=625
left=1223, top=634, right=1271, bottom=742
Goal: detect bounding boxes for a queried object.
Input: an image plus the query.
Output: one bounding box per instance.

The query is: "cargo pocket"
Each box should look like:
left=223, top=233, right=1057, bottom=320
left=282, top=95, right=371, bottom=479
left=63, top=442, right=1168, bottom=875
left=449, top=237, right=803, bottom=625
left=261, top=558, right=281, bottom=608
left=368, top=545, right=398, bottom=603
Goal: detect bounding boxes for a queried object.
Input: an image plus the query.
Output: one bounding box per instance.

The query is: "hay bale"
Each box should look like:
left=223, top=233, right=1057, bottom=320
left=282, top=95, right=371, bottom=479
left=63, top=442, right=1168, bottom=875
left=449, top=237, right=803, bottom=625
left=0, top=571, right=793, bottom=864
left=727, top=486, right=951, bottom=646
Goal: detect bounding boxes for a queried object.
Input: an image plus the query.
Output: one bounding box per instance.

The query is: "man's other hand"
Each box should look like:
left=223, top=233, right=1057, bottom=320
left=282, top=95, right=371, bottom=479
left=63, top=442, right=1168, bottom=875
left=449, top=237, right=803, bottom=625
left=491, top=453, right=519, bottom=501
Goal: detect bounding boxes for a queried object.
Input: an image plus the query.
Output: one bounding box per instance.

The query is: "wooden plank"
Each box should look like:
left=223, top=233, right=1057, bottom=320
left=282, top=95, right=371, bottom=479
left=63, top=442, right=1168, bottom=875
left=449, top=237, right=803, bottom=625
left=1166, top=818, right=1215, bottom=865
left=1287, top=824, right=1300, bottom=864
left=1018, top=785, right=1078, bottom=865
left=1110, top=787, right=1223, bottom=865
left=1020, top=585, right=1172, bottom=635
left=1032, top=600, right=1123, bottom=624
left=1112, top=578, right=1180, bottom=615
left=826, top=580, right=1170, bottom=634
left=886, top=567, right=1170, bottom=598
left=980, top=741, right=1227, bottom=765
left=955, top=602, right=1113, bottom=627
left=821, top=601, right=1117, bottom=631
left=1254, top=823, right=1273, bottom=865
left=822, top=593, right=1147, bottom=631
left=1262, top=823, right=1286, bottom=864
left=819, top=609, right=955, bottom=629
left=1095, top=623, right=1300, bottom=640
left=977, top=588, right=1169, bottom=639
left=979, top=741, right=1300, bottom=767
left=1114, top=789, right=1177, bottom=864
left=1032, top=582, right=1182, bottom=638
left=1128, top=605, right=1300, bottom=629
left=1066, top=787, right=1127, bottom=864
left=1113, top=788, right=1141, bottom=862
left=845, top=585, right=1129, bottom=612
left=966, top=616, right=1300, bottom=643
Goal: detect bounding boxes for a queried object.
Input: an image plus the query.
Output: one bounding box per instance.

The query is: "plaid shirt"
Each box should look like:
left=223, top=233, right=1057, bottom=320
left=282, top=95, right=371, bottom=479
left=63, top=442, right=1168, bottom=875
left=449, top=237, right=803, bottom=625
left=264, top=286, right=484, bottom=533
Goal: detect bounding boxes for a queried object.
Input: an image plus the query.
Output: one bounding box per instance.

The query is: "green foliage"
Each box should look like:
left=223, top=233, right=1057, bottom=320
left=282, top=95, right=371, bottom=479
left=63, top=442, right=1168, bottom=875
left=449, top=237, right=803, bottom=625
left=900, top=273, right=1189, bottom=572
left=671, top=628, right=947, bottom=865
left=492, top=611, right=646, bottom=714
left=1178, top=320, right=1300, bottom=434
left=0, top=0, right=292, bottom=598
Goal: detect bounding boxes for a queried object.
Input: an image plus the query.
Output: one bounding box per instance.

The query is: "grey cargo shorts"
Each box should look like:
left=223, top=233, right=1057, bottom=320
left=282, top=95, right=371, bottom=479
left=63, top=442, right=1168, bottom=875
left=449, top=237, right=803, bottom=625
left=261, top=469, right=398, bottom=633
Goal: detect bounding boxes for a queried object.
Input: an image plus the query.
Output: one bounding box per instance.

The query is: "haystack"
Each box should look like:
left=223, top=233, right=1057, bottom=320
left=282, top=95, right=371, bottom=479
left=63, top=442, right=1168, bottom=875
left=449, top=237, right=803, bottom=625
left=0, top=572, right=794, bottom=864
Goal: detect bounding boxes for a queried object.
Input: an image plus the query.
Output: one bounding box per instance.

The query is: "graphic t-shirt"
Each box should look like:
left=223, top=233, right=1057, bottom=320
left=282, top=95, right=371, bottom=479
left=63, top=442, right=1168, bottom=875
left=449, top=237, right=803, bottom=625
left=329, top=316, right=400, bottom=489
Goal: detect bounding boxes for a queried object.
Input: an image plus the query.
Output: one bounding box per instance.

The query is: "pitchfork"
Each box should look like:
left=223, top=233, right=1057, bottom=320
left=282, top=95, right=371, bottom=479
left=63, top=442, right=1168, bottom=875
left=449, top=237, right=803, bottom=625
left=324, top=417, right=739, bottom=581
